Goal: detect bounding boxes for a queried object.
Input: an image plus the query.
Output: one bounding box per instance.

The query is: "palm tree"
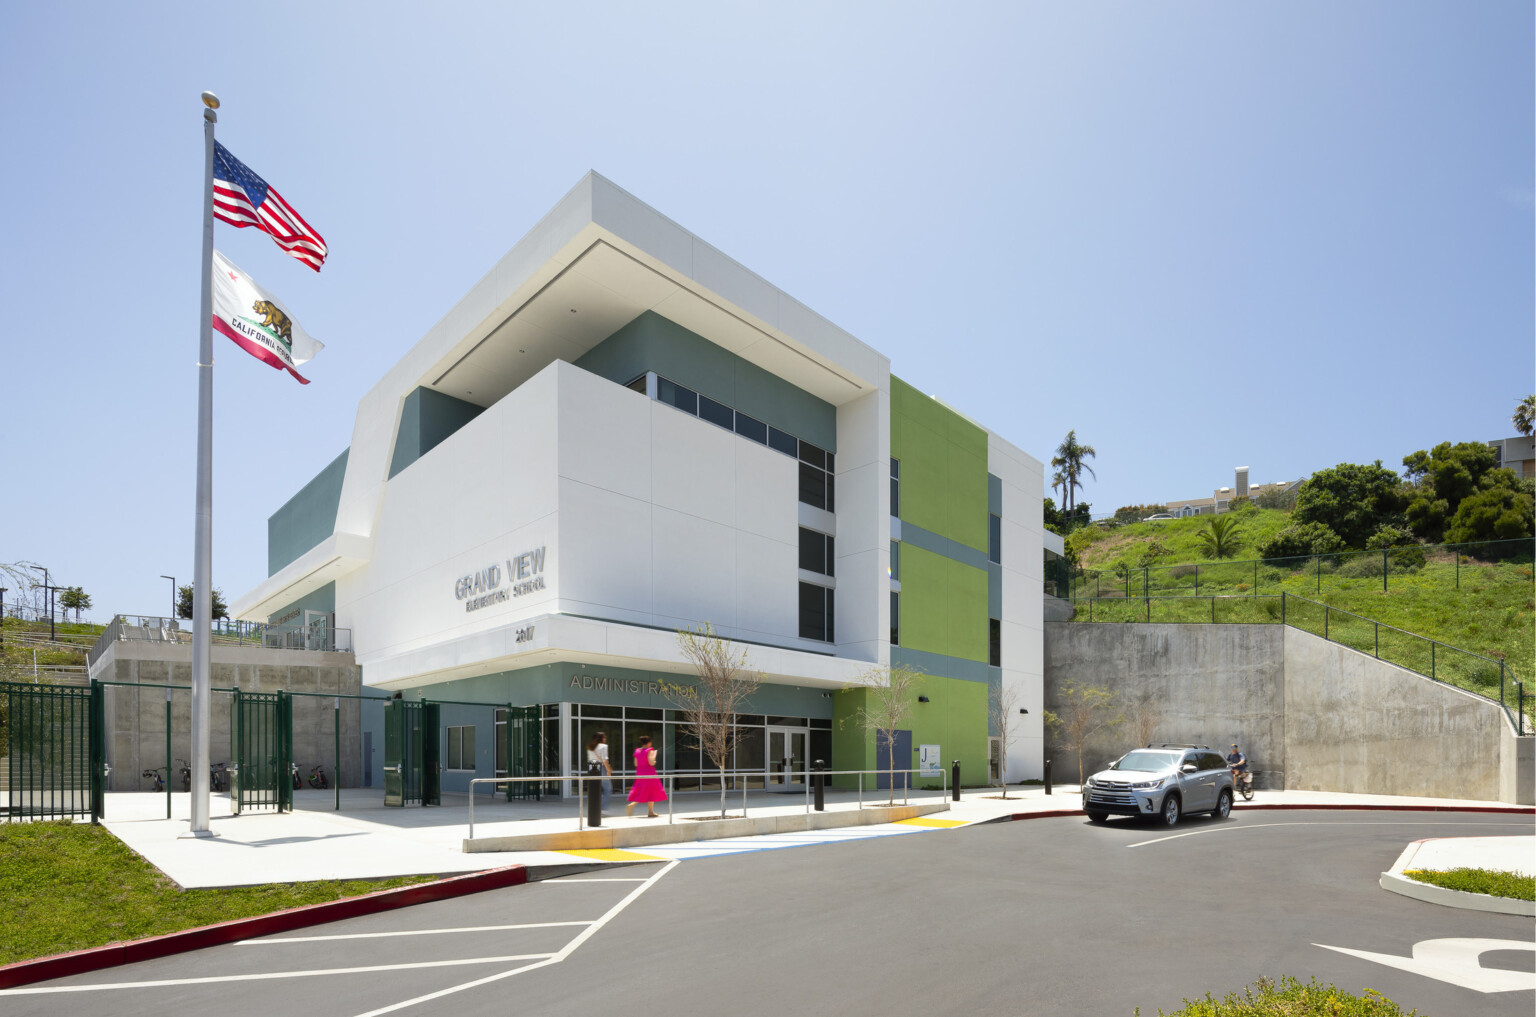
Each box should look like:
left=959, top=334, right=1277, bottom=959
left=1051, top=431, right=1097, bottom=514
left=1050, top=468, right=1067, bottom=505
left=1198, top=516, right=1244, bottom=559
left=1514, top=395, right=1535, bottom=438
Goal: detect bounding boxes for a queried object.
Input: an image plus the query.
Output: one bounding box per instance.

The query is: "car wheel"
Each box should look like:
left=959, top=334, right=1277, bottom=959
left=1160, top=794, right=1180, bottom=826
left=1088, top=811, right=1108, bottom=824
left=1213, top=789, right=1232, bottom=820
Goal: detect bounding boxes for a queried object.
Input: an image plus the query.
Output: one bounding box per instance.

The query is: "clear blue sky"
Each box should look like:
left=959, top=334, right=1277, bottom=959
left=1, top=2, right=1530, bottom=621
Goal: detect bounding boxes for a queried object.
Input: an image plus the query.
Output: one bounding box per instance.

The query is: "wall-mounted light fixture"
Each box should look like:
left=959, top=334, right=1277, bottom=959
left=1019, top=708, right=1029, bottom=715
left=917, top=695, right=930, bottom=703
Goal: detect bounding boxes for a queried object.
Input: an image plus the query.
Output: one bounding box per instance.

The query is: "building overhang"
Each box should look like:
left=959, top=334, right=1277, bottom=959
left=357, top=612, right=883, bottom=693
left=231, top=532, right=371, bottom=621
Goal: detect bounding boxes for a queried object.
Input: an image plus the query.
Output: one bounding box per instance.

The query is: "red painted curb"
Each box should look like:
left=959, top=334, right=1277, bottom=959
left=0, top=865, right=527, bottom=990
left=1007, top=803, right=1536, bottom=822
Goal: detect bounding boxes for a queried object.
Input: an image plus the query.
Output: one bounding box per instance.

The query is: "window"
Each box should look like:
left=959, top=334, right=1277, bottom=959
left=989, top=618, right=1001, bottom=667
left=624, top=374, right=648, bottom=395
left=989, top=513, right=1001, bottom=564
left=799, top=527, right=834, bottom=576
left=890, top=591, right=899, bottom=646
left=656, top=376, right=697, bottom=415
left=446, top=725, right=476, bottom=771
left=799, top=582, right=834, bottom=642
left=734, top=412, right=767, bottom=445
left=890, top=458, right=900, bottom=517
left=889, top=540, right=899, bottom=581
left=798, top=441, right=835, bottom=511
left=768, top=427, right=797, bottom=456
left=699, top=394, right=733, bottom=430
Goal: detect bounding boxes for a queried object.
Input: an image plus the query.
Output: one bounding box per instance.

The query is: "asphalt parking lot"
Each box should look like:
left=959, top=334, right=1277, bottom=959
left=4, top=810, right=1531, bottom=1016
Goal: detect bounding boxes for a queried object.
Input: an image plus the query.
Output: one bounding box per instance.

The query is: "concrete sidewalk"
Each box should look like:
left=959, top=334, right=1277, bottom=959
left=98, top=784, right=1532, bottom=890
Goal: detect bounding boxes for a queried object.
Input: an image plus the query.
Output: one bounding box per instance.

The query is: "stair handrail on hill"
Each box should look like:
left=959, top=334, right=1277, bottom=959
left=1069, top=536, right=1532, bottom=600
left=1063, top=591, right=1527, bottom=736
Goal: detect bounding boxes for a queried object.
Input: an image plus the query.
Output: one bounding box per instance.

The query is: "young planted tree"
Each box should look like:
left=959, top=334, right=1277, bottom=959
left=176, top=584, right=229, bottom=621
left=1127, top=688, right=1165, bottom=749
left=58, top=587, right=91, bottom=623
left=662, top=624, right=762, bottom=819
left=988, top=681, right=1022, bottom=798
left=842, top=664, right=923, bottom=805
left=1043, top=682, right=1121, bottom=787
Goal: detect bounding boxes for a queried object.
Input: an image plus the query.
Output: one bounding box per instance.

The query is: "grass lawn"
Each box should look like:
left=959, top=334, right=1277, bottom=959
left=1404, top=867, right=1535, bottom=901
left=0, top=821, right=433, bottom=965
left=1148, top=976, right=1419, bottom=1015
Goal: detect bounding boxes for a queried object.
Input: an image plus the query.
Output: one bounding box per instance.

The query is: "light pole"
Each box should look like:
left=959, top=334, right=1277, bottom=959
left=0, top=587, right=7, bottom=645
left=42, top=585, right=65, bottom=638
left=31, top=565, right=52, bottom=641
left=160, top=576, right=177, bottom=622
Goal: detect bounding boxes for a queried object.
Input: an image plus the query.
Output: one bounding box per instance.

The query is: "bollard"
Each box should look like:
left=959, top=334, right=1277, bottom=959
left=951, top=760, right=961, bottom=802
left=1044, top=757, right=1052, bottom=796
left=586, top=761, right=602, bottom=827
left=813, top=759, right=825, bottom=811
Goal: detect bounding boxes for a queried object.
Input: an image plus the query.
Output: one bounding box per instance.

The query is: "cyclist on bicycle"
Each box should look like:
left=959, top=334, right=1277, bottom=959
left=1226, top=743, right=1252, bottom=790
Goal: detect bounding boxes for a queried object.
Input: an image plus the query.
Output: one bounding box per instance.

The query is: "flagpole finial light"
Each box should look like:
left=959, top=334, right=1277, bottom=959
left=201, top=91, right=220, bottom=109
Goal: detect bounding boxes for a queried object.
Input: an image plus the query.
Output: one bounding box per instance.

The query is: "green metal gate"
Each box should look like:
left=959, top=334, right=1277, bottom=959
left=232, top=689, right=291, bottom=813
left=2, top=681, right=104, bottom=822
left=383, top=701, right=440, bottom=807
left=503, top=705, right=542, bottom=800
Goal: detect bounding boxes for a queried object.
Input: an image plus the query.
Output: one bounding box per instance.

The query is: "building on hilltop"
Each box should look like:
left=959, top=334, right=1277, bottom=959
left=1488, top=435, right=1535, bottom=479
left=1164, top=467, right=1301, bottom=518
left=231, top=172, right=1049, bottom=795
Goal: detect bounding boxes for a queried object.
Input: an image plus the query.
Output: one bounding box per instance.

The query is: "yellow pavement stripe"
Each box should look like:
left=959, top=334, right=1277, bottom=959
left=894, top=817, right=969, bottom=828
left=559, top=848, right=667, bottom=861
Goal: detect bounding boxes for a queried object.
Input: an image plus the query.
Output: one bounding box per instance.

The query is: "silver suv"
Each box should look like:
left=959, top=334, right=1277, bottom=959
left=1082, top=744, right=1235, bottom=826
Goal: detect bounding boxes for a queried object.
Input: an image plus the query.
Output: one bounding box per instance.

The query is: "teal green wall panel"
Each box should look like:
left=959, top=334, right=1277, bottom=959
left=267, top=449, right=349, bottom=575
left=267, top=582, right=336, bottom=627
left=575, top=311, right=837, bottom=451
left=388, top=387, right=484, bottom=479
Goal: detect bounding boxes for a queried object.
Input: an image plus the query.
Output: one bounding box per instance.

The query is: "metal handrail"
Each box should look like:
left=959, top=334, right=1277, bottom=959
left=466, top=766, right=948, bottom=840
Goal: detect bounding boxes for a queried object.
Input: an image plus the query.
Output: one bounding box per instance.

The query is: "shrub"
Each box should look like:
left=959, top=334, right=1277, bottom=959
left=1148, top=975, right=1420, bottom=1016
left=1403, top=867, right=1534, bottom=901
left=1338, top=554, right=1384, bottom=578
left=1257, top=521, right=1345, bottom=560
left=1365, top=525, right=1427, bottom=569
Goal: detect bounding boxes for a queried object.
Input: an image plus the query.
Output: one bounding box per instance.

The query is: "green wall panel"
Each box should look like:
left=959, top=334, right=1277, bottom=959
left=266, top=582, right=336, bottom=627
left=829, top=675, right=989, bottom=790
left=388, top=387, right=484, bottom=479
left=267, top=448, right=349, bottom=576
left=899, top=544, right=988, bottom=663
left=890, top=375, right=987, bottom=550
left=575, top=311, right=837, bottom=451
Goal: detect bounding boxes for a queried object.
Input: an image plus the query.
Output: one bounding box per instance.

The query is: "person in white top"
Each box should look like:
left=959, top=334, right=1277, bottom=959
left=586, top=732, right=613, bottom=814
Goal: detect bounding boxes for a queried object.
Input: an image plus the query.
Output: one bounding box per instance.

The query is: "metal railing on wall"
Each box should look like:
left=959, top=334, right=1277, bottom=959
left=1064, top=591, right=1528, bottom=736
left=88, top=615, right=352, bottom=668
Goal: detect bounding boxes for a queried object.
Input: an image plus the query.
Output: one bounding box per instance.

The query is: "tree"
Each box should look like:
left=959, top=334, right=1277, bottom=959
left=842, top=664, right=923, bottom=805
left=1126, top=688, right=1165, bottom=750
left=661, top=625, right=763, bottom=818
left=1043, top=683, right=1120, bottom=787
left=1051, top=431, right=1097, bottom=515
left=1253, top=485, right=1298, bottom=512
left=58, top=587, right=91, bottom=623
left=1514, top=395, right=1535, bottom=438
left=1256, top=521, right=1346, bottom=561
left=1197, top=516, right=1244, bottom=559
left=1042, top=497, right=1066, bottom=535
left=988, top=681, right=1021, bottom=798
left=176, top=584, right=229, bottom=621
left=1292, top=461, right=1407, bottom=548
left=1403, top=442, right=1502, bottom=543
left=1114, top=504, right=1167, bottom=524
left=1445, top=482, right=1536, bottom=543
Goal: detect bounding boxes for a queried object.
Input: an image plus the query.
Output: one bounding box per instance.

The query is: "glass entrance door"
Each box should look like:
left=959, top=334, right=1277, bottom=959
left=765, top=726, right=807, bottom=793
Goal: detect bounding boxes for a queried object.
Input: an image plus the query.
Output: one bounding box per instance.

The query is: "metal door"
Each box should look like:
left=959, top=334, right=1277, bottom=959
left=765, top=726, right=807, bottom=793
left=502, top=706, right=541, bottom=800
left=2, top=681, right=102, bottom=821
left=233, top=690, right=291, bottom=813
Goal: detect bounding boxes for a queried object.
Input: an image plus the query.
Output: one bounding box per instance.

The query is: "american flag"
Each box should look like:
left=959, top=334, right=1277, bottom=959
left=212, top=142, right=328, bottom=271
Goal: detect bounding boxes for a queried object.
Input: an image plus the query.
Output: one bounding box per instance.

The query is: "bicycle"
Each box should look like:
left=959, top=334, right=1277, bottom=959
left=1230, top=767, right=1254, bottom=801
left=142, top=767, right=167, bottom=793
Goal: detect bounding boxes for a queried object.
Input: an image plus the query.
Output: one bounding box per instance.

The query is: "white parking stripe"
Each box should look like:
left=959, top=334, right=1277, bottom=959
left=240, top=921, right=596, bottom=944
left=550, top=877, right=648, bottom=882
left=350, top=859, right=680, bottom=1017
left=1128, top=819, right=1533, bottom=848
left=0, top=955, right=557, bottom=995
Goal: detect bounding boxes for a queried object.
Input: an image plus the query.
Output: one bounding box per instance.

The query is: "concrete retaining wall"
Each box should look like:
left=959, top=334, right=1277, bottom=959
left=1044, top=622, right=1533, bottom=805
left=1043, top=624, right=1285, bottom=787
left=93, top=641, right=363, bottom=791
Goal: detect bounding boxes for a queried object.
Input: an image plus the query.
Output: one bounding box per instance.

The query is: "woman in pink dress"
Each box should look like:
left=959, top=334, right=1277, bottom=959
left=626, top=735, right=666, bottom=818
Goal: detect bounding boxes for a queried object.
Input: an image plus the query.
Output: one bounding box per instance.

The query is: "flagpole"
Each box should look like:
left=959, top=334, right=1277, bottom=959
left=186, top=91, right=220, bottom=838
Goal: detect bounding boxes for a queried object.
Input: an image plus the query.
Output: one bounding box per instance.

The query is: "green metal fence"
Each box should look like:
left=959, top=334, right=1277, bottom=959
left=233, top=689, right=291, bottom=813
left=1064, top=592, right=1529, bottom=736
left=503, top=705, right=542, bottom=801
left=1069, top=538, right=1533, bottom=601
left=2, top=681, right=103, bottom=821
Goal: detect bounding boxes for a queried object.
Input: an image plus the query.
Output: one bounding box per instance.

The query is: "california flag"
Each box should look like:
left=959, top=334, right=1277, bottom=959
left=211, top=250, right=324, bottom=384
